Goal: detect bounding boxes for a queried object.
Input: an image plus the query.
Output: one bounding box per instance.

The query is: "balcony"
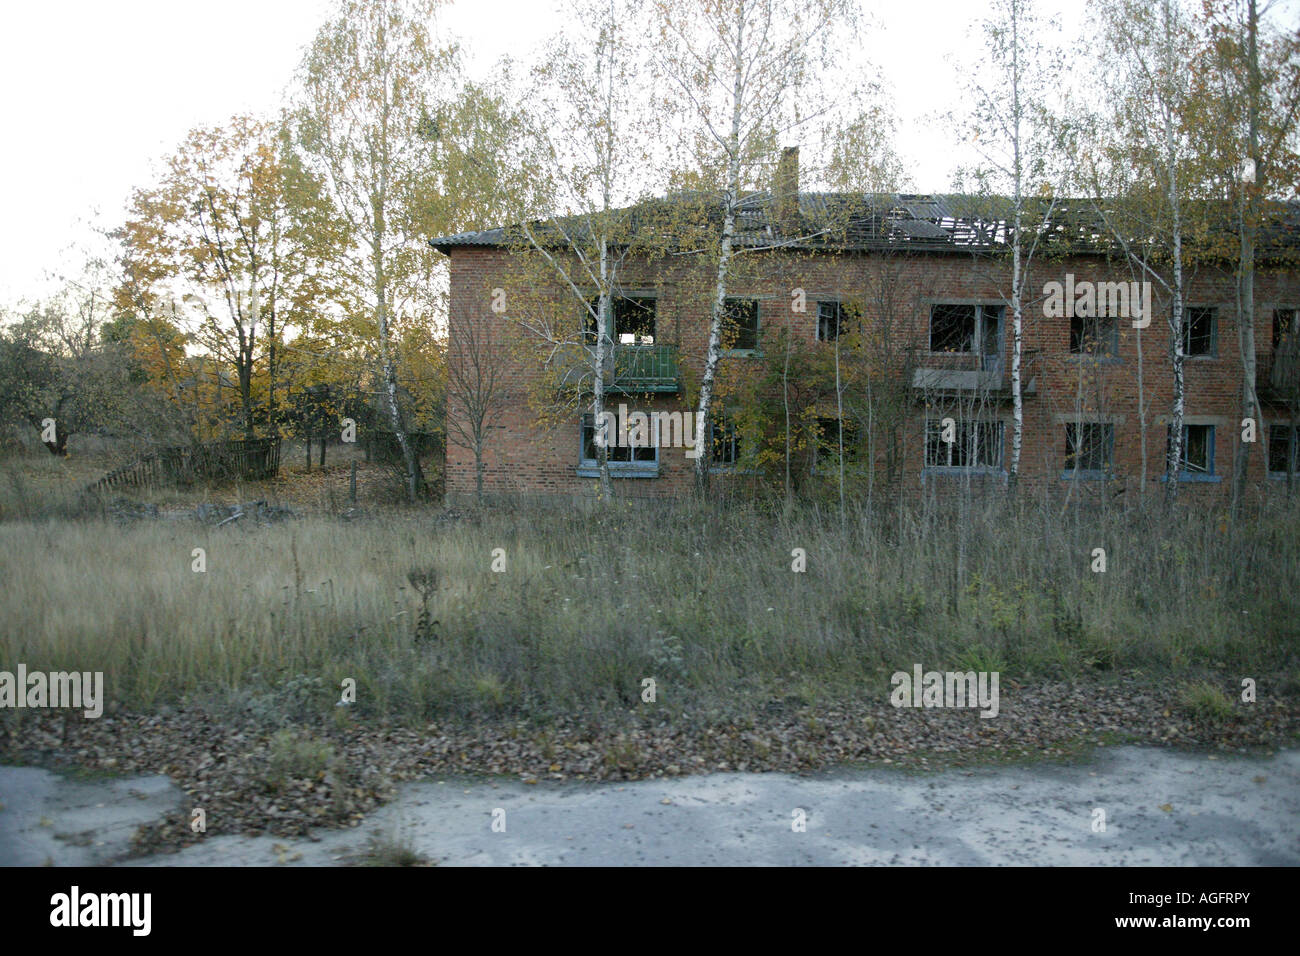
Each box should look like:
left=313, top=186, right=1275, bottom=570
left=909, top=351, right=1034, bottom=398
left=611, top=343, right=681, bottom=392
left=553, top=343, right=681, bottom=393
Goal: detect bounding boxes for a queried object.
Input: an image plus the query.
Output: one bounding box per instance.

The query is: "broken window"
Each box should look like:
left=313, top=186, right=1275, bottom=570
left=1182, top=307, right=1216, bottom=357
left=1167, top=423, right=1214, bottom=476
left=929, top=304, right=1002, bottom=358
left=722, top=299, right=760, bottom=351
left=1268, top=424, right=1297, bottom=476
left=613, top=297, right=656, bottom=344
left=812, top=416, right=863, bottom=471
left=1069, top=315, right=1118, bottom=356
left=711, top=416, right=742, bottom=467
left=1273, top=308, right=1296, bottom=352
left=1064, top=422, right=1114, bottom=474
left=930, top=304, right=974, bottom=352
left=580, top=413, right=657, bottom=468
left=585, top=295, right=657, bottom=344
left=924, top=418, right=1003, bottom=470
left=816, top=300, right=861, bottom=342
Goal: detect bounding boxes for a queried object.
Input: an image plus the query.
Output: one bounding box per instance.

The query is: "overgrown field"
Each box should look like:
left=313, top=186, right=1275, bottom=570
left=3, top=497, right=1297, bottom=730
left=0, top=437, right=414, bottom=519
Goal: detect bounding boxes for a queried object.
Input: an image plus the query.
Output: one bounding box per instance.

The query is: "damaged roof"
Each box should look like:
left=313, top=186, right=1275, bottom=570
left=429, top=191, right=1300, bottom=260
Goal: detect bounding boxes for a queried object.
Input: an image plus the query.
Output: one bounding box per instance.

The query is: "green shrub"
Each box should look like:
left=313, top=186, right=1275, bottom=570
left=1177, top=680, right=1235, bottom=723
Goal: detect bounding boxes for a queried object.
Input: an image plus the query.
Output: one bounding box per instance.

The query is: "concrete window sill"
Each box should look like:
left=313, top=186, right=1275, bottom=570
left=921, top=467, right=1007, bottom=479
left=1060, top=470, right=1117, bottom=481
left=577, top=466, right=659, bottom=479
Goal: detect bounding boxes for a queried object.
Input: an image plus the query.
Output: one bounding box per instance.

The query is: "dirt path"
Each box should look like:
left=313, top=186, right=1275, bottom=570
left=3, top=745, right=1296, bottom=866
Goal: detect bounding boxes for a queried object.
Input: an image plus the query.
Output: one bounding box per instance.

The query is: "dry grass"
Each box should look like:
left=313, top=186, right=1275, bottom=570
left=358, top=831, right=432, bottom=867
left=0, top=437, right=422, bottom=521
left=1177, top=679, right=1238, bottom=723
left=2, top=492, right=1297, bottom=728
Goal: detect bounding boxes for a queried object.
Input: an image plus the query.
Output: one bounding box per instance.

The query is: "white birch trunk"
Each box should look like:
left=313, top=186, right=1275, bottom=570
left=1162, top=0, right=1185, bottom=506
left=1232, top=0, right=1260, bottom=514
left=1007, top=3, right=1024, bottom=492
left=692, top=4, right=746, bottom=492
left=593, top=241, right=613, bottom=500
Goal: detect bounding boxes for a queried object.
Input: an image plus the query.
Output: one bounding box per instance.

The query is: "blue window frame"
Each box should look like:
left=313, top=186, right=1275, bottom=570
left=577, top=412, right=658, bottom=478
left=929, top=304, right=1002, bottom=357
left=1165, top=423, right=1218, bottom=481
left=923, top=417, right=1004, bottom=474
left=1268, top=424, right=1297, bottom=477
left=1062, top=422, right=1115, bottom=480
left=816, top=300, right=861, bottom=342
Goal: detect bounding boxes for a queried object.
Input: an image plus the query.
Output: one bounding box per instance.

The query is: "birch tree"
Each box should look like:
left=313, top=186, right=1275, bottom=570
left=1197, top=0, right=1300, bottom=512
left=954, top=0, right=1066, bottom=492
left=293, top=0, right=458, bottom=502
left=498, top=0, right=656, bottom=501
left=651, top=0, right=857, bottom=492
left=1090, top=0, right=1206, bottom=504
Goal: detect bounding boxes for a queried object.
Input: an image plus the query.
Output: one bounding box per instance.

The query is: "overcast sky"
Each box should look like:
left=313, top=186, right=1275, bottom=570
left=0, top=0, right=1293, bottom=307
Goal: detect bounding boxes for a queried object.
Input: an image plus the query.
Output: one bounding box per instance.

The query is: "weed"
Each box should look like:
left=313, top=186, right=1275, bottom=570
left=1177, top=680, right=1235, bottom=723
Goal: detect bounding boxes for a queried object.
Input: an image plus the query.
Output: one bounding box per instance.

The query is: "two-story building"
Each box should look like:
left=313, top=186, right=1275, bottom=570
left=431, top=154, right=1300, bottom=504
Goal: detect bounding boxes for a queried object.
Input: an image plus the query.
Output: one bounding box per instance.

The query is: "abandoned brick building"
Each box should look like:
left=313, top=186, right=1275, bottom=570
left=431, top=151, right=1300, bottom=504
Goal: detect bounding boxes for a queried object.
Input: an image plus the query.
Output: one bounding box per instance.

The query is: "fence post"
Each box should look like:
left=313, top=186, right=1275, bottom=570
left=350, top=460, right=357, bottom=504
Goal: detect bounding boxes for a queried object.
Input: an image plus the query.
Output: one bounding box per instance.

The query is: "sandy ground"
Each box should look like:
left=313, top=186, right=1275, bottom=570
left=2, top=745, right=1296, bottom=866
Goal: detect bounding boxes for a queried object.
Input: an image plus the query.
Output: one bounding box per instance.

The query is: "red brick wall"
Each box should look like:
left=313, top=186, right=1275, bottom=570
left=443, top=244, right=1300, bottom=503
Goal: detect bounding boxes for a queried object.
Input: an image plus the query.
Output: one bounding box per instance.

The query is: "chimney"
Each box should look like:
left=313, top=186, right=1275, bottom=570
left=775, top=146, right=800, bottom=234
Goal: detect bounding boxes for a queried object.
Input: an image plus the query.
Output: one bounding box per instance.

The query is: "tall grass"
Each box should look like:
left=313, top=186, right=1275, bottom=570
left=2, top=496, right=1297, bottom=726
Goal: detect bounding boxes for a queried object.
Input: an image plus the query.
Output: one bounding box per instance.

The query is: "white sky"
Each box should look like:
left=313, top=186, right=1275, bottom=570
left=0, top=0, right=1294, bottom=307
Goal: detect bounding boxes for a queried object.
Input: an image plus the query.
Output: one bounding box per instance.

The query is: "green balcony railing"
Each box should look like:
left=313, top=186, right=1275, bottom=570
left=553, top=342, right=681, bottom=393
left=611, top=343, right=680, bottom=392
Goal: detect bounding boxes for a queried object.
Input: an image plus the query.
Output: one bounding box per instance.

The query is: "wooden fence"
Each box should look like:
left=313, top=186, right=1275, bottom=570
left=85, top=438, right=281, bottom=495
